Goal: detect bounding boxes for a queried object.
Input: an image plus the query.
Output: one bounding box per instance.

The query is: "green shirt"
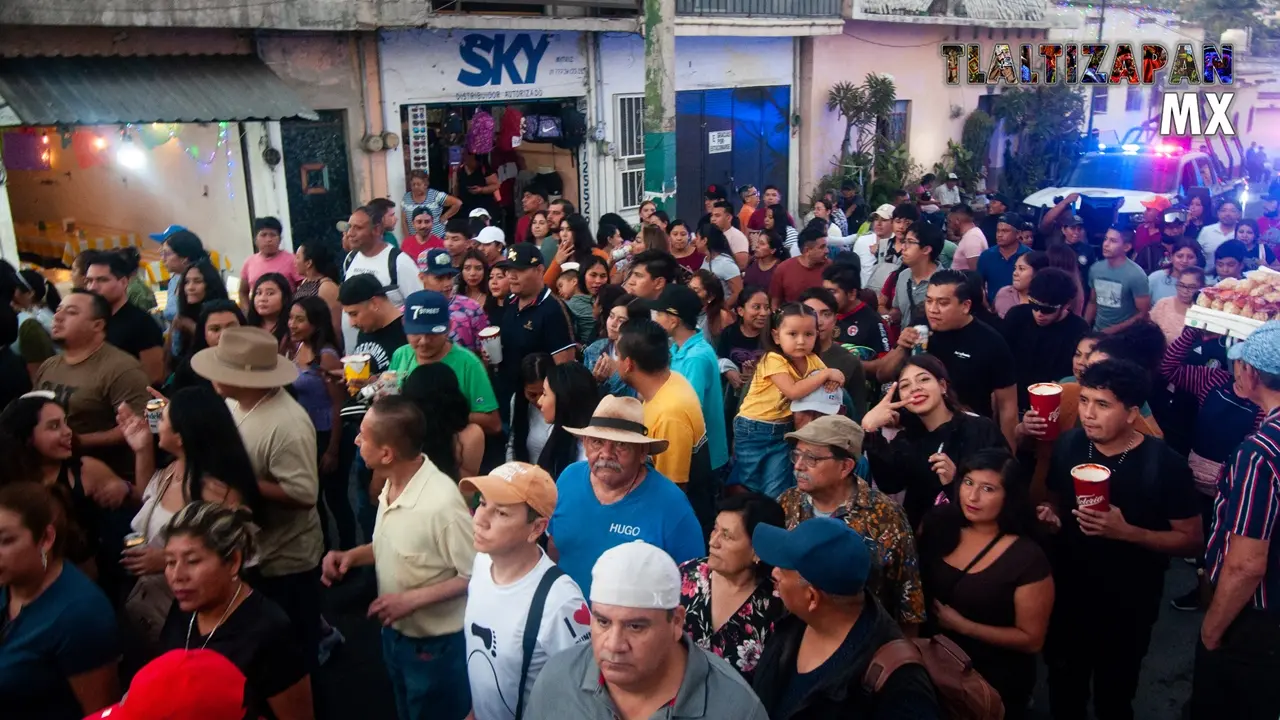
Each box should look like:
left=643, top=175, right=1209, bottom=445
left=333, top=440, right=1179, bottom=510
left=939, top=239, right=957, bottom=270
left=127, top=275, right=157, bottom=311
left=383, top=230, right=400, bottom=249
left=388, top=343, right=498, bottom=414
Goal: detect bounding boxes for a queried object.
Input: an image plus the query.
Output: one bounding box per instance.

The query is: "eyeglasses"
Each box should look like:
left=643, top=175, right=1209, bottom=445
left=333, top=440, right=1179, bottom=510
left=789, top=450, right=836, bottom=468
left=900, top=239, right=921, bottom=247
left=1028, top=302, right=1063, bottom=314
left=584, top=436, right=640, bottom=455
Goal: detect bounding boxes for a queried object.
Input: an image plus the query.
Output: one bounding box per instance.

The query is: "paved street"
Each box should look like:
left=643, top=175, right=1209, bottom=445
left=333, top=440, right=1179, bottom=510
left=313, top=562, right=1201, bottom=720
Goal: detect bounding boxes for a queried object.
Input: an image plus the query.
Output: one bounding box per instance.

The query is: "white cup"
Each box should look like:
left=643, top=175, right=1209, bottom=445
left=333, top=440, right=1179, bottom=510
left=478, top=326, right=503, bottom=365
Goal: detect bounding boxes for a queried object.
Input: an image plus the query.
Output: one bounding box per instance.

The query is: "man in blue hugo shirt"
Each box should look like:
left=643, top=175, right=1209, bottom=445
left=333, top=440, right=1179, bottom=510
left=547, top=395, right=705, bottom=598
left=640, top=284, right=729, bottom=473
left=1193, top=321, right=1280, bottom=720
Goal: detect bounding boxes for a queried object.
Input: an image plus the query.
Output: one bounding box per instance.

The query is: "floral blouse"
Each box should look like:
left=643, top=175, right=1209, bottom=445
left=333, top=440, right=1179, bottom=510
left=678, top=559, right=784, bottom=682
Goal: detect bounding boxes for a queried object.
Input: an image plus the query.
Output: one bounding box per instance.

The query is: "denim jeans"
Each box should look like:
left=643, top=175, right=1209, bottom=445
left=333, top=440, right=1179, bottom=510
left=380, top=628, right=470, bottom=720
left=729, top=416, right=795, bottom=498
left=340, top=419, right=377, bottom=541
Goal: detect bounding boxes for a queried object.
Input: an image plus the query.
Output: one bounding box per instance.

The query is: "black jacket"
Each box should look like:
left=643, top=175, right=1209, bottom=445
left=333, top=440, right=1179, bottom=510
left=752, top=596, right=940, bottom=720
left=865, top=411, right=1007, bottom=529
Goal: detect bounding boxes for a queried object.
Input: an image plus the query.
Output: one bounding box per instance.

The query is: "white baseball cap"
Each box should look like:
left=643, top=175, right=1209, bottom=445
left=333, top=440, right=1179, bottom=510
left=791, top=386, right=842, bottom=416
left=469, top=208, right=491, bottom=219
left=590, top=541, right=680, bottom=610
left=476, top=226, right=506, bottom=246
left=946, top=172, right=958, bottom=180
left=871, top=203, right=896, bottom=220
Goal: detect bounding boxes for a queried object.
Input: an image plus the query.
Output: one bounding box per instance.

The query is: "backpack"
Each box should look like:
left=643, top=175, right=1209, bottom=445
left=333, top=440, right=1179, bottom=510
left=442, top=111, right=466, bottom=146
left=524, top=115, right=563, bottom=143
left=863, top=636, right=1004, bottom=719
left=554, top=105, right=587, bottom=149
left=499, top=107, right=525, bottom=151
left=467, top=109, right=495, bottom=155
left=343, top=246, right=403, bottom=292
left=513, top=565, right=565, bottom=720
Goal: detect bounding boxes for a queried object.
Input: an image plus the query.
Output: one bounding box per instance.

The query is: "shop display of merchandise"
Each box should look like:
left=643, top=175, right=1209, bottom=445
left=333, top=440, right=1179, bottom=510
left=1196, top=269, right=1280, bottom=321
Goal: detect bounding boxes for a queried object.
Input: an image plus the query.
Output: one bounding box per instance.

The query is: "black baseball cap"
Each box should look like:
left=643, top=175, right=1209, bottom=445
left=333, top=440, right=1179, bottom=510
left=411, top=206, right=435, bottom=222
left=639, top=285, right=702, bottom=329
left=1064, top=214, right=1085, bottom=227
left=987, top=193, right=1011, bottom=207
left=337, top=274, right=387, bottom=305
left=704, top=184, right=728, bottom=200
left=495, top=243, right=545, bottom=270
left=996, top=213, right=1022, bottom=228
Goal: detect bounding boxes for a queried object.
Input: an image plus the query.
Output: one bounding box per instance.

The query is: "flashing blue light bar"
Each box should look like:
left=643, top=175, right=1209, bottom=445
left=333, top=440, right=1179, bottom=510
left=1121, top=143, right=1141, bottom=154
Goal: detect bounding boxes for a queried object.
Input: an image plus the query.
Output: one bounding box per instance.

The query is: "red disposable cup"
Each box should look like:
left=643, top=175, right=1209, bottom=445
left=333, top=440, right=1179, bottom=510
left=1071, top=463, right=1111, bottom=513
left=1028, top=382, right=1064, bottom=441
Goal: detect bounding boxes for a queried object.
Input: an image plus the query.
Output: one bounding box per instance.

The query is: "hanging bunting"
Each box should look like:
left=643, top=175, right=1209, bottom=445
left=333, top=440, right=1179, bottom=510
left=71, top=130, right=107, bottom=170
left=2, top=132, right=50, bottom=171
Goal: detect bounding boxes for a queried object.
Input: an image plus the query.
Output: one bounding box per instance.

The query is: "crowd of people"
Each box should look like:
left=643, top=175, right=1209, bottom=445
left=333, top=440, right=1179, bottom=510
left=0, top=172, right=1278, bottom=720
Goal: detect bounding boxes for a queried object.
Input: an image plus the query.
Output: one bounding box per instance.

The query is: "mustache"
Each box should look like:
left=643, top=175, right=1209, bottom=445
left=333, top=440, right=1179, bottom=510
left=597, top=653, right=628, bottom=665
left=592, top=459, right=624, bottom=473
left=795, top=472, right=812, bottom=484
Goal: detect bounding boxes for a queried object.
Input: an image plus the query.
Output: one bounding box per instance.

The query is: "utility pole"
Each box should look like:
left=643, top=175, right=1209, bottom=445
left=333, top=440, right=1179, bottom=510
left=1084, top=0, right=1107, bottom=141
left=643, top=0, right=677, bottom=213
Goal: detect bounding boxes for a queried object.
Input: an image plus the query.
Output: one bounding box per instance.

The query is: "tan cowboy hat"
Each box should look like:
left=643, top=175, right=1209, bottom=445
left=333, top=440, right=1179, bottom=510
left=565, top=395, right=668, bottom=454
left=190, top=326, right=299, bottom=389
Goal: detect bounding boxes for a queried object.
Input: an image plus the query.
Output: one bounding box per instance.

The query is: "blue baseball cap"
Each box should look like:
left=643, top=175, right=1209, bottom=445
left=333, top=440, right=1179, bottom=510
left=149, top=224, right=189, bottom=242
left=751, top=518, right=871, bottom=597
left=417, top=248, right=458, bottom=277
left=1228, top=320, right=1280, bottom=375
left=402, top=291, right=450, bottom=335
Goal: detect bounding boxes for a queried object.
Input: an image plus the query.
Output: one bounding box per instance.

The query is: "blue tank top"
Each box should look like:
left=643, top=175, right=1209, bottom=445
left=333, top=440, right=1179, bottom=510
left=292, top=347, right=338, bottom=432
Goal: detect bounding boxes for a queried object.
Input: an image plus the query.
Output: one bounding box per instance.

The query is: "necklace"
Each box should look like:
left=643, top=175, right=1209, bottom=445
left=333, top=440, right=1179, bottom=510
left=186, top=581, right=244, bottom=650
left=1088, top=430, right=1138, bottom=466
left=234, top=389, right=277, bottom=429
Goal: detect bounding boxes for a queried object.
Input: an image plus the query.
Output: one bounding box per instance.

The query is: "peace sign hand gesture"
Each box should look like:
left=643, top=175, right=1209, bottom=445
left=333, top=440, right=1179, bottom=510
left=861, top=382, right=909, bottom=433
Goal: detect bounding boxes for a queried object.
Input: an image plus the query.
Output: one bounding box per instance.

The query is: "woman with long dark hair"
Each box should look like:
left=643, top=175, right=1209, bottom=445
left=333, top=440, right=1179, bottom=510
left=114, top=385, right=262, bottom=648
left=861, top=354, right=1007, bottom=528
left=401, top=363, right=484, bottom=480
left=0, top=394, right=133, bottom=571
left=293, top=239, right=343, bottom=345
left=285, top=296, right=350, bottom=549
left=918, top=449, right=1053, bottom=720
left=765, top=205, right=799, bottom=257
left=583, top=292, right=637, bottom=399
left=668, top=219, right=705, bottom=273
left=535, top=363, right=600, bottom=477
left=456, top=249, right=491, bottom=308
left=170, top=261, right=229, bottom=363
left=246, top=273, right=293, bottom=353
left=697, top=225, right=743, bottom=307
left=168, top=300, right=246, bottom=393
left=507, top=353, right=554, bottom=465
left=547, top=213, right=609, bottom=286
left=993, top=250, right=1049, bottom=318
left=689, top=268, right=730, bottom=344
left=743, top=222, right=787, bottom=291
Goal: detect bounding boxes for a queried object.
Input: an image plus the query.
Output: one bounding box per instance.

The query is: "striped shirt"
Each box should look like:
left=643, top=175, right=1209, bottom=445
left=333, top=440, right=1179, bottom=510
left=1206, top=406, right=1280, bottom=612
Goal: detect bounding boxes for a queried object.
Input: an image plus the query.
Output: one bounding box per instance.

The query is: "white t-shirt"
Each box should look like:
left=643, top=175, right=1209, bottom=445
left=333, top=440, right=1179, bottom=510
left=1197, top=223, right=1234, bottom=261
left=342, top=244, right=423, bottom=349
left=951, top=226, right=989, bottom=271
left=465, top=552, right=591, bottom=720
left=852, top=233, right=879, bottom=287
left=724, top=226, right=750, bottom=258
left=934, top=183, right=962, bottom=207
left=702, top=253, right=742, bottom=297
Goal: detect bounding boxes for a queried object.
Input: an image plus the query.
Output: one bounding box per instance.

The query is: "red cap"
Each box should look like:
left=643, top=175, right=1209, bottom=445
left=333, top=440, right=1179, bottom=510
left=85, top=650, right=248, bottom=720
left=1140, top=195, right=1173, bottom=211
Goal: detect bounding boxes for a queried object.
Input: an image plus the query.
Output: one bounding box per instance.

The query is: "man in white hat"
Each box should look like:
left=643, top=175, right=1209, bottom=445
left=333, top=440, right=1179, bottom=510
left=476, top=226, right=507, bottom=266
left=852, top=203, right=899, bottom=291
left=934, top=171, right=962, bottom=209
left=526, top=541, right=768, bottom=719
left=547, top=395, right=704, bottom=599
left=191, top=325, right=324, bottom=661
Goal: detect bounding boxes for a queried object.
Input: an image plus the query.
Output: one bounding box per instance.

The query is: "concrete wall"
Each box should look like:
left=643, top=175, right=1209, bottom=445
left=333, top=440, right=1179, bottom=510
left=799, top=22, right=1018, bottom=202
left=258, top=32, right=385, bottom=205
left=6, top=123, right=253, bottom=265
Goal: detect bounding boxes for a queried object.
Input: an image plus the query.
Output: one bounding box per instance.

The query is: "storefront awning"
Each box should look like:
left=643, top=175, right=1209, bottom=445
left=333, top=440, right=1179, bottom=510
left=0, top=54, right=319, bottom=127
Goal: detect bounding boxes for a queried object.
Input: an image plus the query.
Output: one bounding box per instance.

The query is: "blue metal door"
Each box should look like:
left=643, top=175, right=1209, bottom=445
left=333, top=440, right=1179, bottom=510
left=675, top=85, right=791, bottom=226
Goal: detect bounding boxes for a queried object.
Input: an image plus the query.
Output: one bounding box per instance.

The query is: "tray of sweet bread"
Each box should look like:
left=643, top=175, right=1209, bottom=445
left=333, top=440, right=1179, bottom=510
left=1194, top=269, right=1280, bottom=322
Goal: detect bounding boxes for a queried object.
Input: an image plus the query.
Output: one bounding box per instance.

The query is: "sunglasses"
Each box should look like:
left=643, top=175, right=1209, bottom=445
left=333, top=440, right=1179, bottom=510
left=1028, top=301, right=1063, bottom=314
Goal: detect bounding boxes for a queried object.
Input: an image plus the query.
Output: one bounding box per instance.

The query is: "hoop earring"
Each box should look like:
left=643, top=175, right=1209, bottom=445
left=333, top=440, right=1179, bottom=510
left=40, top=548, right=48, bottom=571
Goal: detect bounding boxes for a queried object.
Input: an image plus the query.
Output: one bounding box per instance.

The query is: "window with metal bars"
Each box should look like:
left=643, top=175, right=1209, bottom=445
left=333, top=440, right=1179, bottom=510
left=878, top=99, right=910, bottom=148
left=616, top=94, right=645, bottom=209
left=1125, top=87, right=1143, bottom=112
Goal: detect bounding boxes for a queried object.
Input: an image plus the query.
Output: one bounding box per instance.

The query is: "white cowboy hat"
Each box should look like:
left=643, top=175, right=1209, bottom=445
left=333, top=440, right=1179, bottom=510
left=565, top=395, right=668, bottom=454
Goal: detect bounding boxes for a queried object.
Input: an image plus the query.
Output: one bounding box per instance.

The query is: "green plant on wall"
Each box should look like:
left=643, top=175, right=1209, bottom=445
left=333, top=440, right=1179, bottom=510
left=932, top=110, right=995, bottom=194
left=827, top=74, right=897, bottom=164
left=992, top=85, right=1084, bottom=202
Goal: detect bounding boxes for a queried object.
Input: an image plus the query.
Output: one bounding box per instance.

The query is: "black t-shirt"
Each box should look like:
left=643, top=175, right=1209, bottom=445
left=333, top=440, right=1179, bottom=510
left=0, top=347, right=32, bottom=409
left=835, top=301, right=890, bottom=361
left=716, top=322, right=764, bottom=372
left=1048, top=429, right=1199, bottom=614
left=926, top=318, right=1016, bottom=418
left=159, top=591, right=308, bottom=720
left=340, top=317, right=409, bottom=420
left=106, top=302, right=163, bottom=359
left=458, top=162, right=497, bottom=217
left=1001, top=306, right=1090, bottom=410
